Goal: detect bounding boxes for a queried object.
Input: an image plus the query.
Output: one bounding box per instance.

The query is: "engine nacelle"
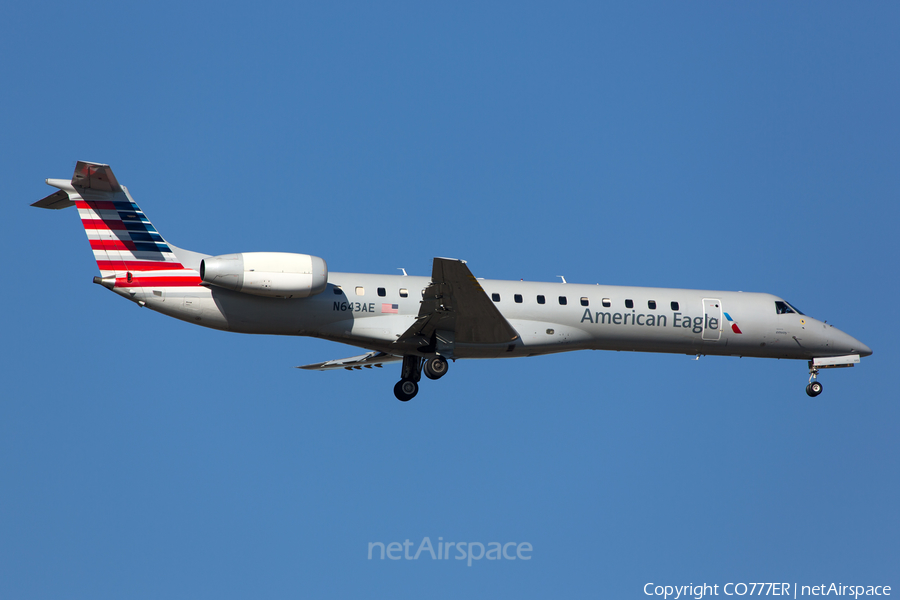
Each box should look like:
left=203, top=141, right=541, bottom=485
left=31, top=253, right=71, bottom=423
left=200, top=252, right=328, bottom=298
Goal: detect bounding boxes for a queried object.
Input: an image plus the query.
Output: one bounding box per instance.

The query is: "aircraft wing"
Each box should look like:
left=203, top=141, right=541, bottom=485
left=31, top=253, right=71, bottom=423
left=297, top=351, right=402, bottom=371
left=397, top=257, right=519, bottom=346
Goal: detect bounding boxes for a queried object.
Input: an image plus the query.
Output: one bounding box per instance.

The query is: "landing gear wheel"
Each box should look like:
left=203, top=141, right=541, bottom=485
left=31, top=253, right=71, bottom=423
left=394, top=379, right=419, bottom=402
left=424, top=356, right=449, bottom=380
left=806, top=381, right=823, bottom=397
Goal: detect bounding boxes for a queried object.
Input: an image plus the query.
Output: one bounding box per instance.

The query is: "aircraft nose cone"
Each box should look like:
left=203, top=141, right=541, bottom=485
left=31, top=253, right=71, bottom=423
left=833, top=327, right=872, bottom=357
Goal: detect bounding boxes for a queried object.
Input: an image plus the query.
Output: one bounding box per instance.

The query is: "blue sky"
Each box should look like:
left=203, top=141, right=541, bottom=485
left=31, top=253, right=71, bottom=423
left=2, top=2, right=898, bottom=598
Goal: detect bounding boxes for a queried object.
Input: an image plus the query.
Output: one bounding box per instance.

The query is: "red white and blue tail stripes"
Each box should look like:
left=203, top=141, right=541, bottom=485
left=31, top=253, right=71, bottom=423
left=36, top=162, right=201, bottom=288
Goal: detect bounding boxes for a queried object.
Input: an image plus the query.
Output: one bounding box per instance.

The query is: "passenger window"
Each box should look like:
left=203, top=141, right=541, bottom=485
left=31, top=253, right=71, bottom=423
left=399, top=288, right=408, bottom=298
left=602, top=298, right=611, bottom=307
left=559, top=296, right=567, bottom=305
left=537, top=295, right=545, bottom=304
left=377, top=287, right=386, bottom=297
left=671, top=301, right=679, bottom=311
left=625, top=299, right=633, bottom=309
left=514, top=294, right=523, bottom=303
left=492, top=293, right=501, bottom=302
left=580, top=297, right=589, bottom=306
left=333, top=286, right=342, bottom=295
left=355, top=286, right=365, bottom=296
left=648, top=300, right=656, bottom=310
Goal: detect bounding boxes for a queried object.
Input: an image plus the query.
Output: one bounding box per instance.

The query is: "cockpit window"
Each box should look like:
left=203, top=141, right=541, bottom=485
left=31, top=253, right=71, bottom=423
left=775, top=301, right=805, bottom=315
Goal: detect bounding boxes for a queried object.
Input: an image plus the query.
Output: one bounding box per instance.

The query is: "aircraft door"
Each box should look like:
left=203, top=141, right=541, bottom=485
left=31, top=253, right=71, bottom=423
left=702, top=298, right=722, bottom=341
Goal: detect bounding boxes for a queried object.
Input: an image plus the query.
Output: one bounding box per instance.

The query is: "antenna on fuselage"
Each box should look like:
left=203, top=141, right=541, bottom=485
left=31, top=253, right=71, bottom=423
left=557, top=276, right=566, bottom=284
left=398, top=268, right=408, bottom=276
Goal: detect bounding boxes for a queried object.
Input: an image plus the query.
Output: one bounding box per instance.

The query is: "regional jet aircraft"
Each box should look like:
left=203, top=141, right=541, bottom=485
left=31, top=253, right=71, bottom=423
left=33, top=162, right=872, bottom=401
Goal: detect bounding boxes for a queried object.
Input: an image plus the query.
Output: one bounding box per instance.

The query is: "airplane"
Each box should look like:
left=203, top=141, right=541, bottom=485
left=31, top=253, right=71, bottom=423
left=33, top=161, right=872, bottom=401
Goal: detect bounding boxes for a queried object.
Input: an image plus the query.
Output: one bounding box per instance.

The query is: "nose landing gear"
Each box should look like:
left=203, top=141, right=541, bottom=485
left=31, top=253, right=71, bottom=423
left=806, top=362, right=823, bottom=397
left=806, top=380, right=823, bottom=397
left=804, top=355, right=862, bottom=397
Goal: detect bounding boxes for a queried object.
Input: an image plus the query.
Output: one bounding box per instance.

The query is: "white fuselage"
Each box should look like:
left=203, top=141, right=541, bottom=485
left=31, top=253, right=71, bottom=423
left=122, top=271, right=869, bottom=362
left=34, top=161, right=871, bottom=400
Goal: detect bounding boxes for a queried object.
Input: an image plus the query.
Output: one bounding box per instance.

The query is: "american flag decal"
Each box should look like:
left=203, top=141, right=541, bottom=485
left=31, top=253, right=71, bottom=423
left=382, top=303, right=399, bottom=314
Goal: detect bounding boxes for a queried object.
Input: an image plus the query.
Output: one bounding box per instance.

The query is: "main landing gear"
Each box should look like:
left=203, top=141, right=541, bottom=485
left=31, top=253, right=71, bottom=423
left=424, top=356, right=448, bottom=380
left=806, top=361, right=823, bottom=397
left=394, top=379, right=419, bottom=402
left=394, top=356, right=449, bottom=401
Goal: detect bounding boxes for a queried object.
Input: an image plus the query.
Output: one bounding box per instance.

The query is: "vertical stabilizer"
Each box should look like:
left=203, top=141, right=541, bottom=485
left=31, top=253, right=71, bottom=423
left=33, top=162, right=200, bottom=288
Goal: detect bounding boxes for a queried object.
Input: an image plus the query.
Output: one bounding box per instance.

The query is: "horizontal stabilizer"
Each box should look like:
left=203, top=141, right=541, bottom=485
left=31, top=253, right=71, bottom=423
left=32, top=189, right=75, bottom=210
left=32, top=161, right=196, bottom=283
left=32, top=162, right=122, bottom=210
left=298, top=351, right=402, bottom=371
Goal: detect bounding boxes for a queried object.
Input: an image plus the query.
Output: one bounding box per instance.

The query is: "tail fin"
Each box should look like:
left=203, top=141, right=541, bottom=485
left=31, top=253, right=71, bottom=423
left=33, top=161, right=200, bottom=287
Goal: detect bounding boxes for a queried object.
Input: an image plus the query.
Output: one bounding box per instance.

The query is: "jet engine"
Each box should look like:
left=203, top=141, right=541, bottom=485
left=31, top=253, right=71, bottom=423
left=199, top=252, right=328, bottom=298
